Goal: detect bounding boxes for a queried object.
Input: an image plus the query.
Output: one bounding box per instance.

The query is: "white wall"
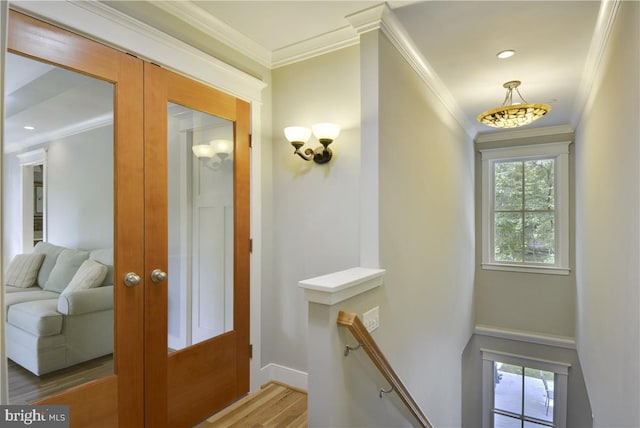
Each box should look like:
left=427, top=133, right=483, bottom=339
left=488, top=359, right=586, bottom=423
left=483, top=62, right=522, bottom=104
left=574, top=2, right=640, bottom=427
left=46, top=126, right=113, bottom=251
left=3, top=125, right=113, bottom=262
left=269, top=46, right=362, bottom=372
left=375, top=31, right=475, bottom=426
left=474, top=132, right=577, bottom=338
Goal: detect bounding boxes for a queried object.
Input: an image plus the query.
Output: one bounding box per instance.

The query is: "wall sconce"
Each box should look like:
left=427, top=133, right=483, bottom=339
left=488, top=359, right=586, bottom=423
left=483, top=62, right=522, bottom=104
left=284, top=123, right=340, bottom=164
left=192, top=139, right=233, bottom=169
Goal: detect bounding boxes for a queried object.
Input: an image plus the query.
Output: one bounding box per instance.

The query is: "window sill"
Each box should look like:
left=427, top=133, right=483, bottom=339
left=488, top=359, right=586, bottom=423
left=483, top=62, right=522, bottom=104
left=481, top=262, right=571, bottom=275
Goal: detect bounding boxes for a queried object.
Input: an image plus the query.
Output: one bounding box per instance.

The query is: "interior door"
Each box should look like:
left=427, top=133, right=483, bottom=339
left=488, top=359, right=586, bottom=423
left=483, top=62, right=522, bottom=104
left=6, top=10, right=144, bottom=427
left=143, top=63, right=250, bottom=427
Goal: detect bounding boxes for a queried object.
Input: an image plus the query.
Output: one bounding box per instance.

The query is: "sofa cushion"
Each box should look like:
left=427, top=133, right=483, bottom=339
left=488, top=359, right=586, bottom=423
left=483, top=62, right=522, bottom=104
left=4, top=285, right=40, bottom=293
left=43, top=249, right=90, bottom=293
left=89, top=248, right=114, bottom=286
left=5, top=253, right=45, bottom=288
left=7, top=299, right=63, bottom=337
left=61, top=259, right=108, bottom=296
left=4, top=290, right=59, bottom=314
left=33, top=242, right=65, bottom=288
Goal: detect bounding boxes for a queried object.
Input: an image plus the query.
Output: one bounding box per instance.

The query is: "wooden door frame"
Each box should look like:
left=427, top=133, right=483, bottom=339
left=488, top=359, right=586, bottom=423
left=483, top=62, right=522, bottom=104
left=6, top=10, right=145, bottom=427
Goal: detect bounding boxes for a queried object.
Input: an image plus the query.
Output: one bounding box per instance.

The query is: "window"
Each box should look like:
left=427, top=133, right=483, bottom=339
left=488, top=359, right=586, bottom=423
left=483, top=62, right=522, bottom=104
left=480, top=142, right=571, bottom=275
left=482, top=349, right=570, bottom=428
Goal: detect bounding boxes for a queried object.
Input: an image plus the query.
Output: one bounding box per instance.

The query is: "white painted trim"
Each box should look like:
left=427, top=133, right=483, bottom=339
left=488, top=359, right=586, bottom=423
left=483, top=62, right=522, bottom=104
left=346, top=4, right=473, bottom=139
left=151, top=1, right=272, bottom=68
left=475, top=124, right=574, bottom=144
left=17, top=148, right=47, bottom=252
left=479, top=141, right=571, bottom=160
left=6, top=113, right=112, bottom=153
left=272, top=26, right=359, bottom=69
left=481, top=263, right=570, bottom=275
left=481, top=348, right=571, bottom=374
left=571, top=0, right=621, bottom=128
left=475, top=324, right=576, bottom=349
left=249, top=101, right=263, bottom=393
left=259, top=363, right=308, bottom=392
left=481, top=348, right=570, bottom=428
left=16, top=148, right=46, bottom=166
left=345, top=3, right=388, bottom=34
left=298, top=267, right=385, bottom=305
left=0, top=0, right=9, bottom=406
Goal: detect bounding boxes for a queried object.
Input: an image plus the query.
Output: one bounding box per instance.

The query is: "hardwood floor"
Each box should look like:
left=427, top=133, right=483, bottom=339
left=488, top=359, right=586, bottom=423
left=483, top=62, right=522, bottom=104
left=7, top=355, right=113, bottom=404
left=195, top=382, right=307, bottom=428
left=9, top=360, right=307, bottom=427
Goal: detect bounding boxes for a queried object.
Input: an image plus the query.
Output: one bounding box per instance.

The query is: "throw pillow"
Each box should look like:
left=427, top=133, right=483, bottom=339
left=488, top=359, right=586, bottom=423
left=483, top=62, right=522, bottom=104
left=5, top=253, right=45, bottom=288
left=33, top=242, right=65, bottom=288
left=89, top=248, right=114, bottom=286
left=43, top=249, right=90, bottom=293
left=61, top=259, right=108, bottom=296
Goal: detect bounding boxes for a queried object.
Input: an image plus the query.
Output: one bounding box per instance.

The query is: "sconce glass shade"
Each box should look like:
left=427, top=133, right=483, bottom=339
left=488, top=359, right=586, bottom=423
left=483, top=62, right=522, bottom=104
left=211, top=139, right=233, bottom=154
left=192, top=144, right=215, bottom=158
left=311, top=123, right=341, bottom=141
left=284, top=126, right=312, bottom=143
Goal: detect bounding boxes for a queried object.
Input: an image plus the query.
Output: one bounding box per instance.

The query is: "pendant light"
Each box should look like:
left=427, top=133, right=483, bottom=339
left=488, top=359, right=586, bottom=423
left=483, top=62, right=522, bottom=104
left=477, top=80, right=551, bottom=128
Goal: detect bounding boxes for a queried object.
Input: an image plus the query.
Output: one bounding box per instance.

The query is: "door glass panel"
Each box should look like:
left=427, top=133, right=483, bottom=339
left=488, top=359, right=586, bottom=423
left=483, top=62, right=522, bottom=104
left=4, top=53, right=114, bottom=403
left=167, top=102, right=234, bottom=351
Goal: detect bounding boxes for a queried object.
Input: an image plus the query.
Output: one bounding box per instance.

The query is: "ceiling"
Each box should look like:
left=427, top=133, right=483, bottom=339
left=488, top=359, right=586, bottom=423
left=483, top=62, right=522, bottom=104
left=104, top=0, right=603, bottom=138
left=5, top=1, right=606, bottom=149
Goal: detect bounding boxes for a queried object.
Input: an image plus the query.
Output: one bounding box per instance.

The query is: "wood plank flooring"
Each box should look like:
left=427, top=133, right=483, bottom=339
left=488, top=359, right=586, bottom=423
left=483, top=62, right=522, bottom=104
left=7, top=355, right=113, bottom=404
left=9, top=359, right=307, bottom=427
left=195, top=382, right=307, bottom=428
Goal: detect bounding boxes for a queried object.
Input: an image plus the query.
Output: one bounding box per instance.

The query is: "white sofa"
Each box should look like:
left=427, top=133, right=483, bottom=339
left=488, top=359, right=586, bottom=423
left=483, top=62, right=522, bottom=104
left=3, top=242, right=114, bottom=375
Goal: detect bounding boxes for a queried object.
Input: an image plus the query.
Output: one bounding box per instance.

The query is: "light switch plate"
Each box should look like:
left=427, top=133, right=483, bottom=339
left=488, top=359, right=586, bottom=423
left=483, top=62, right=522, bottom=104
left=362, top=306, right=380, bottom=333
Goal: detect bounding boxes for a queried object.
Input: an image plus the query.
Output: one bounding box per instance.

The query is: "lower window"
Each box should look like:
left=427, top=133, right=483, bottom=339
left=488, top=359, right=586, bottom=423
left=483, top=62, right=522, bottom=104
left=493, top=362, right=555, bottom=427
left=482, top=350, right=570, bottom=428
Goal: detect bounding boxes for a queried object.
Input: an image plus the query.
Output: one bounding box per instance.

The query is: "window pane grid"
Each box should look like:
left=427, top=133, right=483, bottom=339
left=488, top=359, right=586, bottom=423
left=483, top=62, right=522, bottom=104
left=493, top=410, right=554, bottom=428
left=492, top=158, right=556, bottom=265
left=493, top=362, right=555, bottom=428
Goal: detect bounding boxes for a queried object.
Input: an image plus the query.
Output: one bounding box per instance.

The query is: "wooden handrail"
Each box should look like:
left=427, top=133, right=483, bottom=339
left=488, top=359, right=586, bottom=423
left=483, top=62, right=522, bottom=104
left=337, top=311, right=434, bottom=428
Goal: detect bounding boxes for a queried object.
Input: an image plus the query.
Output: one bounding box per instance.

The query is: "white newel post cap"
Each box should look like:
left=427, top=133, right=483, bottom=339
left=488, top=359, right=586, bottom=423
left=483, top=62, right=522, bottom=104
left=298, top=267, right=386, bottom=305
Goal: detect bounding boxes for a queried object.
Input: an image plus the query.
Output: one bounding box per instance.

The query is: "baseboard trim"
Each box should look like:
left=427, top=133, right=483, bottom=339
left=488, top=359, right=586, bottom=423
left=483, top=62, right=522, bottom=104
left=475, top=324, right=576, bottom=349
left=259, top=363, right=308, bottom=392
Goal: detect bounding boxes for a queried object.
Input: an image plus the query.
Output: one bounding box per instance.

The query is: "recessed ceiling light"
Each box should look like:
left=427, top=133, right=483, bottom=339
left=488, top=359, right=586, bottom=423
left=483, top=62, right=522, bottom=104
left=497, top=50, right=516, bottom=59
left=23, top=125, right=35, bottom=130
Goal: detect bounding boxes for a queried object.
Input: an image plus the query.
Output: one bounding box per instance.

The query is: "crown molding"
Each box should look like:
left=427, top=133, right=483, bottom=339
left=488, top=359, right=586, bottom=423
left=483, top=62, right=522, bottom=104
left=571, top=0, right=621, bottom=127
left=346, top=3, right=474, bottom=138
left=474, top=124, right=575, bottom=144
left=11, top=0, right=266, bottom=102
left=5, top=114, right=112, bottom=154
left=150, top=0, right=272, bottom=69
left=272, top=26, right=359, bottom=69
left=345, top=3, right=388, bottom=34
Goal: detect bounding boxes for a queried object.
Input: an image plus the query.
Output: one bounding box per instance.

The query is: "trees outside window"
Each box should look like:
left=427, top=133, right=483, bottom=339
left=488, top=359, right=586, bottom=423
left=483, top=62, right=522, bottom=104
left=494, top=158, right=555, bottom=264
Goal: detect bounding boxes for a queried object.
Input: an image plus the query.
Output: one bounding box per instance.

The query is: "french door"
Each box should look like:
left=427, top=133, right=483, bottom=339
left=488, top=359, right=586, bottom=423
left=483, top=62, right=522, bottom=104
left=6, top=10, right=250, bottom=427
left=143, top=63, right=251, bottom=427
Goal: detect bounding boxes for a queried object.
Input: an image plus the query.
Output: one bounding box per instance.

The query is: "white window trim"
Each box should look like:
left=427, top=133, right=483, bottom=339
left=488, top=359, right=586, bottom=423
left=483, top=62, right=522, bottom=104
left=480, top=142, right=571, bottom=275
left=481, top=349, right=570, bottom=428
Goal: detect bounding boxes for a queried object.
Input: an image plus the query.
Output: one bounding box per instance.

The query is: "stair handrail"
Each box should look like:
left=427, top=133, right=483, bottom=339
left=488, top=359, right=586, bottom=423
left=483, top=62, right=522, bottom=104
left=337, top=310, right=434, bottom=428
